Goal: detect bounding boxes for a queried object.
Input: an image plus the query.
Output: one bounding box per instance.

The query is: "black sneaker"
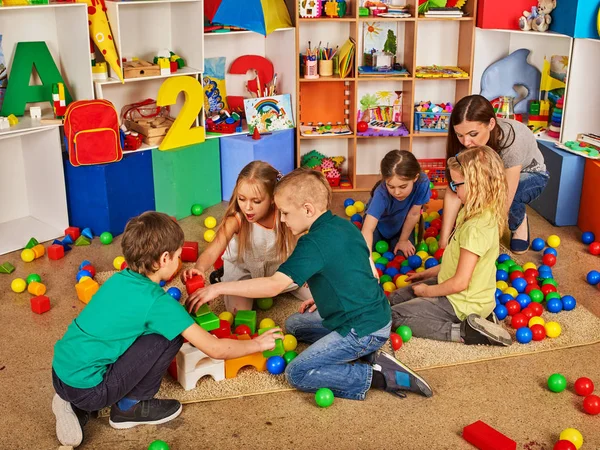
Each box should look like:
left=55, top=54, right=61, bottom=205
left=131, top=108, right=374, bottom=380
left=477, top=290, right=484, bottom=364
left=486, top=312, right=499, bottom=325
left=372, top=352, right=433, bottom=398
left=209, top=267, right=224, bottom=284
left=359, top=351, right=377, bottom=365
left=52, top=394, right=89, bottom=447
left=463, top=314, right=512, bottom=346
left=109, top=398, right=182, bottom=429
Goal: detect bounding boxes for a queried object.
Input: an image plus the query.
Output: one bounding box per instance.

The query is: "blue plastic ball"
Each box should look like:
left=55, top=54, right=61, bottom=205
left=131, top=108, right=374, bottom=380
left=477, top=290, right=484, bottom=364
left=385, top=267, right=399, bottom=278
left=266, top=356, right=286, bottom=375
left=424, top=222, right=431, bottom=229
left=512, top=278, right=528, bottom=293
left=351, top=214, right=363, bottom=223
left=382, top=252, right=395, bottom=261
left=375, top=263, right=386, bottom=272
left=76, top=270, right=93, bottom=282
left=496, top=270, right=508, bottom=282
left=494, top=304, right=508, bottom=320
left=531, top=238, right=545, bottom=251
left=543, top=247, right=558, bottom=257
left=499, top=293, right=514, bottom=305
left=343, top=198, right=355, bottom=208
left=159, top=280, right=166, bottom=287
left=407, top=255, right=422, bottom=269
left=546, top=298, right=563, bottom=313
left=400, top=266, right=412, bottom=275
left=538, top=272, right=553, bottom=281
left=424, top=258, right=439, bottom=269
left=561, top=295, right=576, bottom=311
left=79, top=260, right=92, bottom=270
left=497, top=254, right=511, bottom=263
left=516, top=327, right=533, bottom=344
left=582, top=231, right=595, bottom=245
left=516, top=293, right=531, bottom=309
left=495, top=288, right=502, bottom=299
left=538, top=265, right=552, bottom=273
left=167, top=287, right=182, bottom=301
left=586, top=270, right=600, bottom=285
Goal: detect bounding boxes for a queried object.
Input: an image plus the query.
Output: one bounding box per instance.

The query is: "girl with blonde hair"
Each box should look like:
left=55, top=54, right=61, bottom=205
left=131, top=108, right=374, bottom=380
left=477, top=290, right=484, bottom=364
left=387, top=146, right=512, bottom=346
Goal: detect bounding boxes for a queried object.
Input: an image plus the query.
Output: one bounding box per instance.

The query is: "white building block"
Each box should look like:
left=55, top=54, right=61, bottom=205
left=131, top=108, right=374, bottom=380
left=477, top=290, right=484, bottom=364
left=176, top=342, right=225, bottom=391
left=30, top=106, right=42, bottom=119
left=0, top=117, right=8, bottom=130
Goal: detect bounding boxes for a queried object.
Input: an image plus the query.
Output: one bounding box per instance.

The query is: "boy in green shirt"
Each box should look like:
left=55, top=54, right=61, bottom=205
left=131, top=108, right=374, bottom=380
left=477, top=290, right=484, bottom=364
left=52, top=212, right=281, bottom=448
left=187, top=169, right=432, bottom=401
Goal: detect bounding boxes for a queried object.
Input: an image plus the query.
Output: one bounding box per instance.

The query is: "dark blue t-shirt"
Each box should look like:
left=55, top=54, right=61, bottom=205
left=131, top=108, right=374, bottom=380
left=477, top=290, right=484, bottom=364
left=365, top=172, right=431, bottom=239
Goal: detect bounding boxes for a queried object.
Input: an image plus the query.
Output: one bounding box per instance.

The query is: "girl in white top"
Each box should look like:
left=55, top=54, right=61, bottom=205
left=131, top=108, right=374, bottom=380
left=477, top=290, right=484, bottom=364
left=183, top=161, right=311, bottom=313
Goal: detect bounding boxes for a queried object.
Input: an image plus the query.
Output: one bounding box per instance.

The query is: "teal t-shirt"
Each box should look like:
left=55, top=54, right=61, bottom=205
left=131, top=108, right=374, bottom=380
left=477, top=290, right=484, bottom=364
left=53, top=269, right=194, bottom=389
left=278, top=211, right=391, bottom=337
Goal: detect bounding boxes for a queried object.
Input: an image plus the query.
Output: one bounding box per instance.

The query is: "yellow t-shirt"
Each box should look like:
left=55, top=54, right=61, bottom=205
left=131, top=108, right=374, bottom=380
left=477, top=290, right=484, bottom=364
left=438, top=208, right=499, bottom=321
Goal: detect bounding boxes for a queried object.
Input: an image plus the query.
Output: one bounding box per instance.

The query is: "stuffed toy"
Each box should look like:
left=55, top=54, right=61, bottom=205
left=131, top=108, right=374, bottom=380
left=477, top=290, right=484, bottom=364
left=519, top=0, right=557, bottom=32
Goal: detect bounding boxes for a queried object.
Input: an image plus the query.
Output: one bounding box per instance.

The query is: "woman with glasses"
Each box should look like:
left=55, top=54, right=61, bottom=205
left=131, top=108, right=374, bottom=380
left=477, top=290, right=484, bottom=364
left=439, top=95, right=549, bottom=254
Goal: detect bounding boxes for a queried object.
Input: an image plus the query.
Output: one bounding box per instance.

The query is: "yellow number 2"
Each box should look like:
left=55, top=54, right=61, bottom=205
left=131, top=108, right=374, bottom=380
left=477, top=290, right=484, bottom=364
left=156, top=76, right=205, bottom=151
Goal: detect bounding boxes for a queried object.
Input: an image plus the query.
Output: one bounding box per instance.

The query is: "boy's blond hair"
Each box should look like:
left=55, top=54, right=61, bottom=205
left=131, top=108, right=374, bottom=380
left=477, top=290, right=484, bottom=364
left=121, top=211, right=184, bottom=275
left=274, top=168, right=332, bottom=210
left=447, top=145, right=508, bottom=234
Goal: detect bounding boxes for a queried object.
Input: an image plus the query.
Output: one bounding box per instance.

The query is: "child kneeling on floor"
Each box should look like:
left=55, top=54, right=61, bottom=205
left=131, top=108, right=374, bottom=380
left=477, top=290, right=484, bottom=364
left=52, top=212, right=281, bottom=448
left=389, top=146, right=512, bottom=346
left=186, top=168, right=433, bottom=400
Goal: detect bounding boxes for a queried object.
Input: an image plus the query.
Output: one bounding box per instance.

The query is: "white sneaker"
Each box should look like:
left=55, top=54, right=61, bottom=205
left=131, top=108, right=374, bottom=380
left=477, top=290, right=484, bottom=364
left=52, top=394, right=83, bottom=447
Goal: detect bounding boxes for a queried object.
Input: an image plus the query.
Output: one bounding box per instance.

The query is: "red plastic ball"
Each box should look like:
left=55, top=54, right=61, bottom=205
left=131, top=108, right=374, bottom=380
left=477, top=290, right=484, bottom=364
left=431, top=190, right=439, bottom=200
left=511, top=313, right=528, bottom=329
left=506, top=300, right=521, bottom=316
left=542, top=253, right=557, bottom=267
left=384, top=290, right=390, bottom=297
left=121, top=261, right=128, bottom=270
left=521, top=307, right=534, bottom=320
left=390, top=332, right=403, bottom=351
left=235, top=324, right=251, bottom=336
left=530, top=324, right=546, bottom=341
left=525, top=276, right=538, bottom=285
left=525, top=284, right=541, bottom=294
left=524, top=268, right=539, bottom=279
left=394, top=255, right=406, bottom=264
left=434, top=248, right=445, bottom=260
left=352, top=221, right=362, bottom=230
left=541, top=284, right=557, bottom=296
left=376, top=268, right=383, bottom=277
left=590, top=241, right=600, bottom=256
left=553, top=441, right=577, bottom=450
left=574, top=377, right=595, bottom=396
left=583, top=394, right=600, bottom=415
left=393, top=274, right=401, bottom=283
left=509, top=271, right=524, bottom=281
left=430, top=219, right=442, bottom=229
left=528, top=302, right=544, bottom=317
left=357, top=121, right=369, bottom=132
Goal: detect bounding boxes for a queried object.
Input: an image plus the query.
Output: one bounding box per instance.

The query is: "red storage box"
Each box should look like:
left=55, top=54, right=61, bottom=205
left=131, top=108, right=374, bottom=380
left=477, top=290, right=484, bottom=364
left=578, top=159, right=600, bottom=237
left=419, top=159, right=447, bottom=187
left=477, top=0, right=537, bottom=30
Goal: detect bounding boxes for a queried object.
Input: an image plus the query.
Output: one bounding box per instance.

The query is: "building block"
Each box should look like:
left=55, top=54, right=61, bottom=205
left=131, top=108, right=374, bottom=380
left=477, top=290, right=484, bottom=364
left=463, top=420, right=517, bottom=450
left=219, top=129, right=295, bottom=200
left=578, top=159, right=600, bottom=237
left=152, top=140, right=221, bottom=220
left=76, top=278, right=100, bottom=304
left=7, top=114, right=18, bottom=126
left=531, top=141, right=585, bottom=226
left=0, top=117, right=9, bottom=129
left=477, top=0, right=537, bottom=30
left=25, top=237, right=39, bottom=249
left=31, top=295, right=50, bottom=314
left=210, top=319, right=232, bottom=339
left=0, top=262, right=15, bottom=274
left=235, top=310, right=257, bottom=334
left=194, top=312, right=220, bottom=331
left=175, top=342, right=225, bottom=390
left=186, top=275, right=205, bottom=294
left=551, top=0, right=600, bottom=38
left=30, top=106, right=41, bottom=119
left=192, top=304, right=211, bottom=317
left=263, top=339, right=285, bottom=358
left=81, top=227, right=93, bottom=240
left=27, top=281, right=47, bottom=296
left=167, top=358, right=178, bottom=380
left=48, top=244, right=65, bottom=260
left=181, top=241, right=199, bottom=262
left=75, top=236, right=91, bottom=246
left=62, top=234, right=74, bottom=245
left=225, top=352, right=267, bottom=379
left=63, top=150, right=155, bottom=236
left=65, top=227, right=80, bottom=241
left=31, top=244, right=45, bottom=259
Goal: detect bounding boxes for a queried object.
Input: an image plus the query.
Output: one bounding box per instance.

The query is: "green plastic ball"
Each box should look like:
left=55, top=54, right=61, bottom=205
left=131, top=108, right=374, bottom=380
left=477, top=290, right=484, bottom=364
left=548, top=373, right=567, bottom=393
left=545, top=292, right=561, bottom=302
left=508, top=265, right=523, bottom=274
left=148, top=440, right=170, bottom=450
left=371, top=252, right=381, bottom=262
left=416, top=242, right=429, bottom=253
left=396, top=325, right=412, bottom=342
left=400, top=260, right=409, bottom=267
left=315, top=387, right=334, bottom=408
left=379, top=275, right=392, bottom=284
left=283, top=351, right=298, bottom=364
left=375, top=240, right=389, bottom=254
left=26, top=273, right=41, bottom=284
left=375, top=257, right=389, bottom=266
left=256, top=297, right=274, bottom=311
left=428, top=240, right=439, bottom=255
left=530, top=289, right=544, bottom=303
left=542, top=278, right=558, bottom=287
left=496, top=263, right=509, bottom=272
left=99, top=232, right=113, bottom=245
left=504, top=260, right=517, bottom=269
left=191, top=204, right=204, bottom=216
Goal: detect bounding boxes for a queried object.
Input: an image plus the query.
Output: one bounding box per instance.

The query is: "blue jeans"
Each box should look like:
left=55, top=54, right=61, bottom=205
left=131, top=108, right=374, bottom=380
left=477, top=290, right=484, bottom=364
left=509, top=172, right=549, bottom=231
left=284, top=311, right=391, bottom=400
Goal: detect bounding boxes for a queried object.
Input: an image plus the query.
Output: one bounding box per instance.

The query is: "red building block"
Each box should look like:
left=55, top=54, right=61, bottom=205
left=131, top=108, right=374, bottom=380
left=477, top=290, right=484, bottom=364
left=185, top=275, right=205, bottom=295
left=65, top=226, right=81, bottom=242
left=168, top=358, right=178, bottom=380
left=48, top=244, right=65, bottom=260
left=31, top=295, right=50, bottom=314
left=463, top=421, right=516, bottom=450
left=181, top=241, right=199, bottom=262
left=477, top=0, right=537, bottom=30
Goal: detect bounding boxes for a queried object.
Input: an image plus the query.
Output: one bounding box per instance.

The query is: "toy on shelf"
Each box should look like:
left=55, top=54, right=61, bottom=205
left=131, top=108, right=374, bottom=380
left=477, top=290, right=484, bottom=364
left=207, top=0, right=292, bottom=36
left=519, top=0, right=556, bottom=32
left=527, top=99, right=550, bottom=132
left=546, top=96, right=564, bottom=139
left=414, top=101, right=453, bottom=133
left=324, top=0, right=347, bottom=18
left=206, top=110, right=242, bottom=134
left=121, top=99, right=173, bottom=146
left=84, top=0, right=123, bottom=83
left=153, top=49, right=186, bottom=74
left=357, top=90, right=408, bottom=137
left=123, top=59, right=160, bottom=79
left=420, top=159, right=447, bottom=186
left=52, top=82, right=67, bottom=119
left=300, top=122, right=352, bottom=137
left=299, top=0, right=322, bottom=18
left=415, top=66, right=469, bottom=78
left=558, top=134, right=600, bottom=160
left=92, top=62, right=108, bottom=82
left=301, top=150, right=345, bottom=187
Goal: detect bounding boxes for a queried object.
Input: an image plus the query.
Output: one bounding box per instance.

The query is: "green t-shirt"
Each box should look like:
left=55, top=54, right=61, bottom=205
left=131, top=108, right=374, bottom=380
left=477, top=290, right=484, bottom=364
left=438, top=209, right=498, bottom=321
left=278, top=211, right=391, bottom=337
left=53, top=269, right=194, bottom=389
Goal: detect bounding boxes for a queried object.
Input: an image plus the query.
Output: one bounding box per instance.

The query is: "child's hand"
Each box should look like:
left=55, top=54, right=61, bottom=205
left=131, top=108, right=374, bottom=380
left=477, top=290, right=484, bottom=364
left=186, top=285, right=219, bottom=313
left=412, top=282, right=430, bottom=297
left=254, top=328, right=283, bottom=351
left=405, top=272, right=422, bottom=282
left=181, top=268, right=205, bottom=284
left=395, top=239, right=415, bottom=256
left=298, top=299, right=317, bottom=313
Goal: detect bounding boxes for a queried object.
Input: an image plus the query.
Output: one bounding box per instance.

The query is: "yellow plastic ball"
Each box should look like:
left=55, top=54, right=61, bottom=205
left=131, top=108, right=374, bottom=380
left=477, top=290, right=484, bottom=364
left=416, top=251, right=429, bottom=261
left=559, top=428, right=583, bottom=449
left=345, top=205, right=357, bottom=217
left=422, top=213, right=430, bottom=222
left=382, top=281, right=396, bottom=292
left=529, top=317, right=545, bottom=327
left=395, top=275, right=410, bottom=288
left=204, top=216, right=217, bottom=229
left=204, top=229, right=216, bottom=243
left=504, top=287, right=519, bottom=298
left=21, top=248, right=35, bottom=263
left=283, top=334, right=298, bottom=352
left=79, top=276, right=92, bottom=284
left=522, top=262, right=537, bottom=271
left=428, top=211, right=440, bottom=221
left=259, top=318, right=276, bottom=329
left=11, top=278, right=27, bottom=293
left=219, top=311, right=234, bottom=325
left=353, top=201, right=365, bottom=213
left=113, top=256, right=126, bottom=270
left=545, top=321, right=562, bottom=338
left=371, top=252, right=381, bottom=262
left=415, top=267, right=425, bottom=273
left=425, top=237, right=437, bottom=245
left=547, top=234, right=561, bottom=248
left=496, top=281, right=508, bottom=291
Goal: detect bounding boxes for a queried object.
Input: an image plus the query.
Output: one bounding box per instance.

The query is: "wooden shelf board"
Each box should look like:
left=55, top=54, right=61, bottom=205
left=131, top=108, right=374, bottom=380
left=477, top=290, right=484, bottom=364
left=357, top=134, right=411, bottom=139
left=298, top=17, right=356, bottom=22
left=359, top=17, right=415, bottom=22
left=204, top=27, right=294, bottom=36
left=300, top=75, right=355, bottom=82
left=357, top=76, right=413, bottom=81
left=417, top=16, right=474, bottom=21
left=95, top=66, right=202, bottom=86
left=412, top=131, right=449, bottom=137
left=299, top=133, right=355, bottom=140
left=415, top=76, right=471, bottom=81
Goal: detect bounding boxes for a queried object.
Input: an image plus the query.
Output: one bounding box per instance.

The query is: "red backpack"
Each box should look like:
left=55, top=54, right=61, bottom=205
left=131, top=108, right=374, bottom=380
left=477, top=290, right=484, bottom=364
left=64, top=99, right=123, bottom=166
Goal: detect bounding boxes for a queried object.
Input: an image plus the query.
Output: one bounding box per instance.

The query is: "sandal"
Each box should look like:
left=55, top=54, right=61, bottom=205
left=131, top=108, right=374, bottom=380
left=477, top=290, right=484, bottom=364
left=510, top=216, right=530, bottom=255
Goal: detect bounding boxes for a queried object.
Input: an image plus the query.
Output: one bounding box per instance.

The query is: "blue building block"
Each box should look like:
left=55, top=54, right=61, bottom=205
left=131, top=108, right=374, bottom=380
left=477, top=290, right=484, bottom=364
left=551, top=0, right=600, bottom=39
left=220, top=129, right=295, bottom=201
left=530, top=141, right=585, bottom=226
left=63, top=150, right=155, bottom=236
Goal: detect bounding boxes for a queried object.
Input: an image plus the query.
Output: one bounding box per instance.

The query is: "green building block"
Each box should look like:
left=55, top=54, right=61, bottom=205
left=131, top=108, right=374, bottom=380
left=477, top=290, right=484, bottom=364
left=152, top=140, right=221, bottom=220
left=192, top=304, right=211, bottom=318
left=75, top=236, right=91, bottom=246
left=193, top=312, right=220, bottom=331
left=0, top=262, right=16, bottom=274
left=263, top=339, right=285, bottom=358
left=234, top=310, right=257, bottom=334
left=258, top=327, right=275, bottom=335
left=25, top=238, right=39, bottom=249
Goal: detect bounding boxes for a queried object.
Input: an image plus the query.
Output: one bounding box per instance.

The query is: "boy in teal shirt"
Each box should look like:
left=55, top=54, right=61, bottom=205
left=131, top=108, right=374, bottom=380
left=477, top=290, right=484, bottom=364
left=52, top=212, right=281, bottom=448
left=187, top=169, right=433, bottom=401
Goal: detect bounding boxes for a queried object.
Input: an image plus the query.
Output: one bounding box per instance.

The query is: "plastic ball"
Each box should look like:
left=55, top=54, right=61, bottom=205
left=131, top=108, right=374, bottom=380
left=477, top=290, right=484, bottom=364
left=371, top=252, right=381, bottom=262
left=516, top=293, right=531, bottom=309
left=382, top=251, right=395, bottom=261
left=507, top=264, right=522, bottom=274
left=586, top=270, right=600, bottom=285
left=434, top=248, right=445, bottom=260
left=354, top=201, right=365, bottom=213
left=219, top=311, right=234, bottom=325
left=504, top=287, right=519, bottom=298
left=343, top=198, right=355, bottom=208
left=26, top=273, right=41, bottom=284
left=351, top=213, right=363, bottom=223
left=260, top=318, right=276, bottom=329
left=416, top=242, right=429, bottom=253
left=424, top=258, right=439, bottom=269
left=520, top=307, right=535, bottom=320
left=381, top=281, right=395, bottom=293
left=395, top=275, right=410, bottom=289
left=545, top=321, right=562, bottom=338
left=204, top=229, right=216, bottom=243
left=266, top=356, right=286, bottom=375
left=390, top=332, right=403, bottom=351
left=21, top=248, right=35, bottom=263
left=498, top=293, right=513, bottom=305
left=113, top=256, right=126, bottom=270
left=396, top=325, right=412, bottom=342
left=345, top=205, right=357, bottom=217
left=506, top=300, right=521, bottom=316
left=191, top=204, right=204, bottom=216
left=428, top=211, right=440, bottom=221
left=547, top=234, right=560, bottom=248
left=496, top=281, right=509, bottom=292
left=531, top=238, right=545, bottom=251
left=235, top=324, right=251, bottom=336
left=522, top=262, right=537, bottom=271
left=99, top=231, right=113, bottom=245
left=375, top=241, right=389, bottom=254
left=78, top=260, right=92, bottom=270
left=497, top=253, right=511, bottom=263
left=516, top=327, right=532, bottom=344
left=166, top=287, right=181, bottom=300
left=529, top=289, right=544, bottom=303
left=283, top=334, right=297, bottom=352
left=407, top=255, right=422, bottom=269
left=553, top=441, right=577, bottom=450
left=530, top=324, right=546, bottom=341
left=544, top=247, right=558, bottom=257
left=511, top=313, right=528, bottom=329
left=559, top=428, right=583, bottom=449
left=512, top=278, right=528, bottom=294
left=283, top=351, right=298, bottom=364
left=546, top=298, right=563, bottom=314
left=529, top=316, right=545, bottom=327
left=416, top=251, right=429, bottom=262
left=574, top=377, right=594, bottom=396
left=431, top=189, right=439, bottom=200
left=561, top=295, right=576, bottom=311
left=583, top=395, right=600, bottom=415
left=548, top=373, right=567, bottom=392
left=590, top=242, right=600, bottom=255
left=542, top=278, right=558, bottom=287
left=494, top=305, right=508, bottom=320
left=385, top=267, right=399, bottom=278
left=542, top=254, right=556, bottom=267
left=528, top=302, right=544, bottom=317
left=496, top=270, right=508, bottom=282
left=582, top=231, right=595, bottom=244
left=76, top=270, right=93, bottom=283
left=315, top=388, right=334, bottom=408
left=257, top=297, right=274, bottom=310
left=352, top=221, right=362, bottom=230
left=204, top=216, right=217, bottom=229
left=148, top=440, right=170, bottom=450
left=428, top=240, right=439, bottom=255
left=11, top=278, right=27, bottom=293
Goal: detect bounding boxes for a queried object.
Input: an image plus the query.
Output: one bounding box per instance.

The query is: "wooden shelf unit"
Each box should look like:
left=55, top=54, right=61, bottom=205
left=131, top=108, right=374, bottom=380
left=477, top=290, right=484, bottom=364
left=295, top=0, right=478, bottom=191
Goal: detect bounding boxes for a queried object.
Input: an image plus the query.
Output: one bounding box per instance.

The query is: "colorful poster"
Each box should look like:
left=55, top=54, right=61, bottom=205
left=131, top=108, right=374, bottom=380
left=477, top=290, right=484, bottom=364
left=203, top=57, right=228, bottom=115
left=243, top=94, right=295, bottom=133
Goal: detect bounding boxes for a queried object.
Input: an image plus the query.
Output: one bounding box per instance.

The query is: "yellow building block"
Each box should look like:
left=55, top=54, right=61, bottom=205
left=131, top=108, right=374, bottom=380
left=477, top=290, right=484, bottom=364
left=7, top=114, right=18, bottom=126
left=76, top=278, right=99, bottom=304
left=225, top=352, right=267, bottom=379
left=32, top=243, right=45, bottom=259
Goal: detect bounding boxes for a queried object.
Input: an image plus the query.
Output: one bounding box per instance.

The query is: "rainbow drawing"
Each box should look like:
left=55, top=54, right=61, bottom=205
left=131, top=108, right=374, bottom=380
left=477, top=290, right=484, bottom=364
left=244, top=94, right=294, bottom=133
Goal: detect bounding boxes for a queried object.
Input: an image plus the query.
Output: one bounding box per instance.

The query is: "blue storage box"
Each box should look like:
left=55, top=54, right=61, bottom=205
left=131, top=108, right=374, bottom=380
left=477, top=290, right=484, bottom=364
left=219, top=129, right=295, bottom=200
left=63, top=150, right=155, bottom=236
left=530, top=141, right=585, bottom=226
left=551, top=0, right=600, bottom=39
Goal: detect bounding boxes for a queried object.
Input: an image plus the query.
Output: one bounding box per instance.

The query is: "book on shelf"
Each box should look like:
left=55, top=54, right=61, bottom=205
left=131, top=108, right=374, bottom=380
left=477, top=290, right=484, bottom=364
left=338, top=38, right=356, bottom=79
left=358, top=66, right=410, bottom=77
left=578, top=133, right=600, bottom=148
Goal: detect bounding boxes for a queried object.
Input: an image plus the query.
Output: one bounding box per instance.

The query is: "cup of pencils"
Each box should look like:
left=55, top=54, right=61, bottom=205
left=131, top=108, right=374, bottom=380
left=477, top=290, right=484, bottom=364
left=318, top=46, right=334, bottom=77
left=304, top=45, right=319, bottom=79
